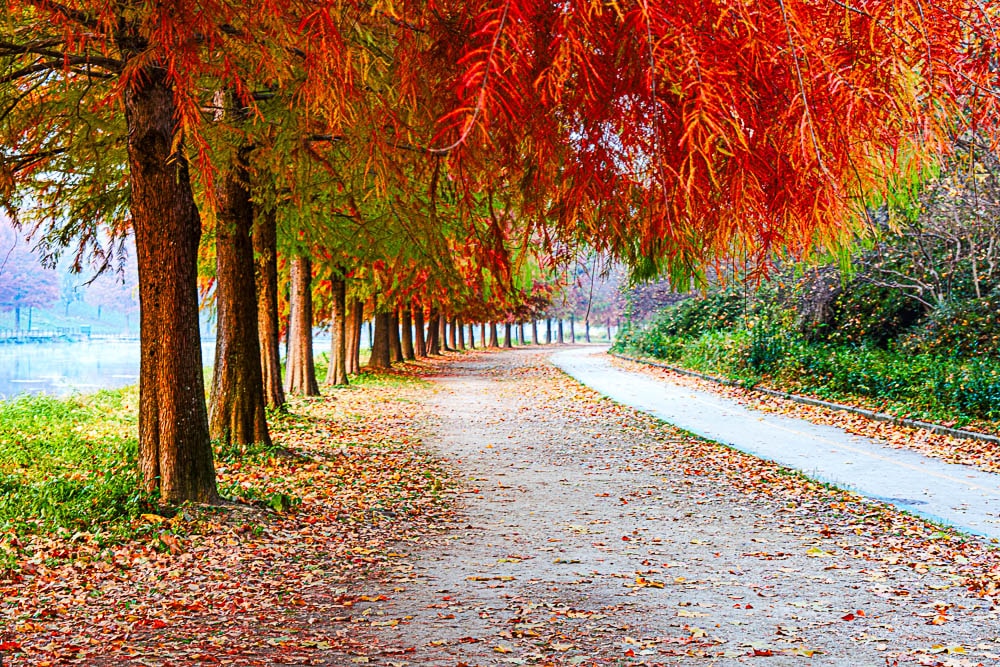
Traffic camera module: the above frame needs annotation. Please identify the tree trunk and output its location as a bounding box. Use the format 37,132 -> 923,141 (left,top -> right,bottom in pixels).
518,322 -> 526,346
369,310 -> 392,369
209,136 -> 271,450
413,305 -> 427,357
440,316 -> 450,351
389,310 -> 404,363
467,322 -> 475,349
531,320 -> 539,346
489,322 -> 499,347
607,319 -> 612,341
286,255 -> 319,395
401,306 -> 415,360
569,316 -> 576,343
448,318 -> 458,350
457,319 -> 465,350
123,61 -> 217,503
324,274 -> 349,386
585,318 -> 591,342
253,206 -> 285,409
480,323 -> 486,347
13,306 -> 19,331
558,319 -> 565,344
546,318 -> 552,344
346,298 -> 363,374
427,311 -> 441,355
503,322 -> 513,348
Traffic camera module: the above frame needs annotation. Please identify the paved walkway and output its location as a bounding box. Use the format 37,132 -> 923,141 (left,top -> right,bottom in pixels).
552,347 -> 1000,540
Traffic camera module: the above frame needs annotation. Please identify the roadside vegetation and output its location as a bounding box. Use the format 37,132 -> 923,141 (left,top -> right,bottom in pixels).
616,155 -> 1000,431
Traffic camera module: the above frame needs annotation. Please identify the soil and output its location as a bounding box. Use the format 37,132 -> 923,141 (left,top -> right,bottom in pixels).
340,349 -> 1000,666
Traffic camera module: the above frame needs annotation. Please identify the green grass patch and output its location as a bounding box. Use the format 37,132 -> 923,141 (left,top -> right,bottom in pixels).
0,388 -> 154,540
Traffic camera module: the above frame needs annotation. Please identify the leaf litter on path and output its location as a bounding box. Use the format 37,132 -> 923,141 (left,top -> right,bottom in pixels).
4,350 -> 1000,666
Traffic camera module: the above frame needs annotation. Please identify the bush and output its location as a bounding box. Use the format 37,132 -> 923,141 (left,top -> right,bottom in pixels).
901,293 -> 1000,357
824,281 -> 924,348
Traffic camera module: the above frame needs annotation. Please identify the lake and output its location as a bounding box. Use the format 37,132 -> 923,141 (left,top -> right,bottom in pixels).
0,335 -> 349,400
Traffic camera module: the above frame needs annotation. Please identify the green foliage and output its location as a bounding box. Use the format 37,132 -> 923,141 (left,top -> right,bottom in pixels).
0,389 -> 154,539
900,293 -> 1000,357
619,282 -> 1000,423
824,281 -> 924,348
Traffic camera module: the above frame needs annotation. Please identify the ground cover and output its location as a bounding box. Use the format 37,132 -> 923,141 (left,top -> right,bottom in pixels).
3,348 -> 1000,666
0,366 -> 452,665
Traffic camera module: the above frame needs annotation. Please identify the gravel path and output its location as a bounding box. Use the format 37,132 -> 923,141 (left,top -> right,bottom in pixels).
355,349 -> 1000,666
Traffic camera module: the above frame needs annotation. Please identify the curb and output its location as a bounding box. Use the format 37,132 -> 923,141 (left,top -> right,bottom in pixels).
609,351 -> 1000,447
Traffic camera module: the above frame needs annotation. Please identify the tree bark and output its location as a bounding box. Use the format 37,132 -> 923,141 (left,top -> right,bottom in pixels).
546,318 -> 553,344
401,305 -> 415,360
569,316 -> 576,343
531,320 -> 539,346
286,255 -> 319,396
468,322 -> 476,349
413,305 -> 427,357
503,322 -> 513,348
369,310 -> 392,368
440,316 -> 450,351
558,319 -> 565,343
324,274 -> 349,386
489,322 -> 499,348
122,58 -> 217,503
457,319 -> 465,350
253,206 -> 285,409
389,310 -> 404,363
518,322 -> 526,346
209,133 -> 271,450
584,318 -> 591,342
427,310 -> 441,355
448,318 -> 458,350
346,298 -> 363,374
480,323 -> 487,347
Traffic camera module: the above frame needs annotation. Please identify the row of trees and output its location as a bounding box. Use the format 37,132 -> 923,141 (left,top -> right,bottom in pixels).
2,1 -> 997,502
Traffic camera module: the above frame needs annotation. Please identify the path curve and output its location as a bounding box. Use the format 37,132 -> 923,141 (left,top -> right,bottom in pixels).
552,347 -> 1000,540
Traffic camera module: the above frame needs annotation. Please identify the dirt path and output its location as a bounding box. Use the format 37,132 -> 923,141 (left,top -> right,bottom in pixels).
350,350 -> 1000,666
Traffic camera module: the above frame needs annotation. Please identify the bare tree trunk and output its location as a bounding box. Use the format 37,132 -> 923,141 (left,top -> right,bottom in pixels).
558,319 -> 565,344
369,310 -> 392,369
480,323 -> 486,346
439,316 -> 450,351
546,318 -> 553,344
413,305 -> 427,357
448,318 -> 458,350
585,318 -> 591,342
286,255 -> 319,396
569,316 -> 576,343
607,319 -> 612,341
489,322 -> 499,348
468,322 -> 476,349
518,322 -> 526,346
401,305 -> 415,360
346,298 -> 363,374
253,206 -> 285,409
389,310 -> 403,363
457,319 -> 465,349
210,131 -> 271,450
503,322 -> 513,348
324,274 -> 348,386
531,320 -> 539,346
427,310 -> 441,355
123,56 -> 217,503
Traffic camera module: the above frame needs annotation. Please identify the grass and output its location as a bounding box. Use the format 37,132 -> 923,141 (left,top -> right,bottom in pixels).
0,387 -> 153,541
617,329 -> 1000,429
0,358 -> 426,549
